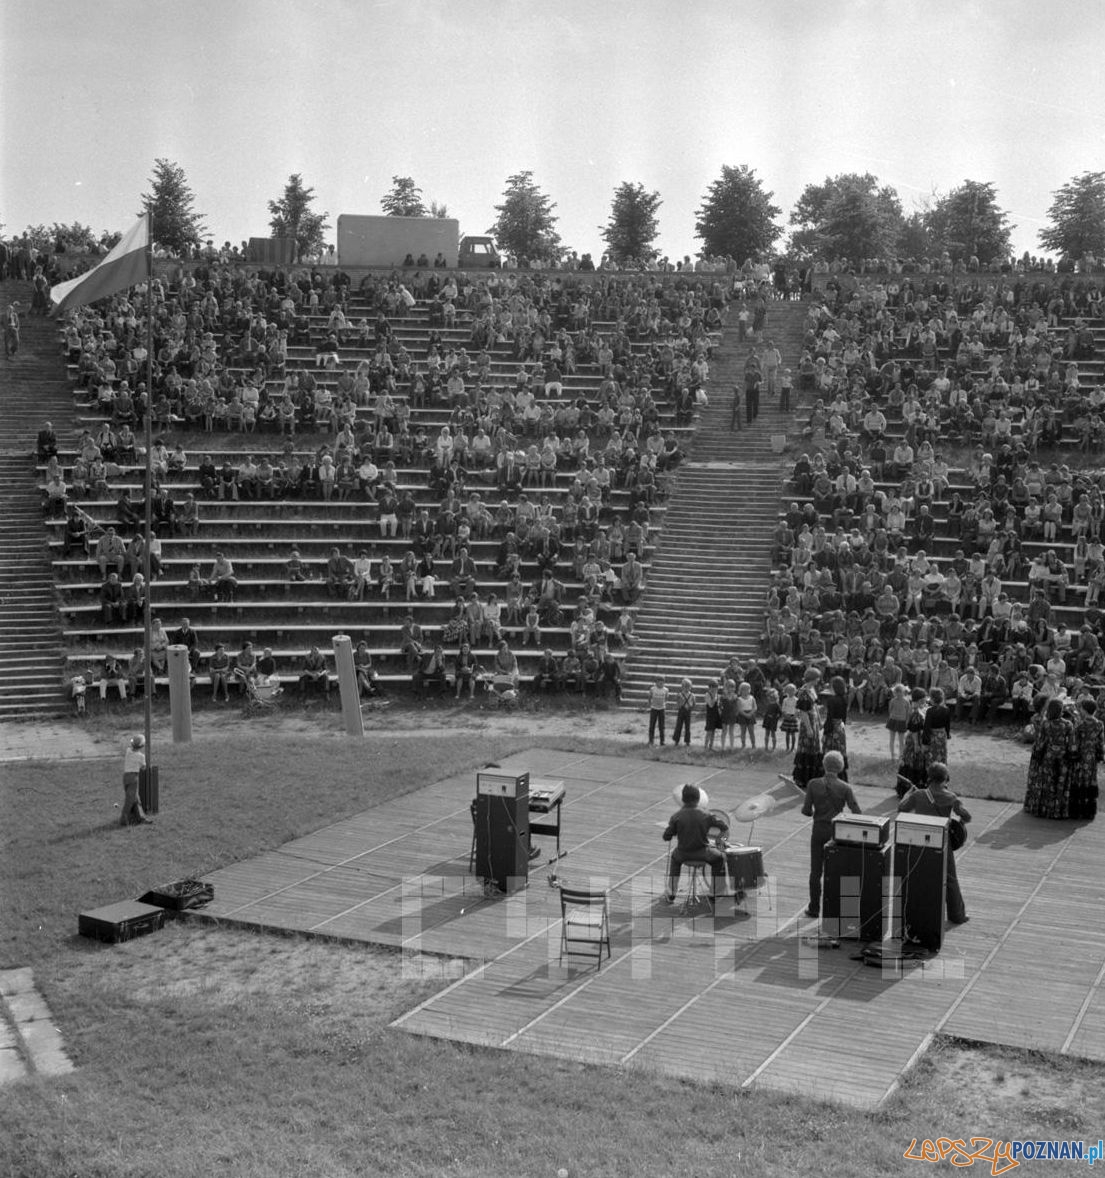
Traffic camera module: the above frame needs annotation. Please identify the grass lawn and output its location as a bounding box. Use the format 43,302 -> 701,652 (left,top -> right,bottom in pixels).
1,722 -> 1101,1177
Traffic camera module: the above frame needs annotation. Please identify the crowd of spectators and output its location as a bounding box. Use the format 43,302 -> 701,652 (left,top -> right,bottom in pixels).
50,261 -> 741,705
755,268 -> 1105,730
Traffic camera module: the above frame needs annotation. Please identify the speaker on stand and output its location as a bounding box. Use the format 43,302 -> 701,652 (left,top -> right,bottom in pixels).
891,813 -> 948,952
822,815 -> 891,941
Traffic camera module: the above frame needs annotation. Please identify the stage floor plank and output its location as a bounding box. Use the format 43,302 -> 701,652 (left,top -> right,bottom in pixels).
191,749 -> 1105,1108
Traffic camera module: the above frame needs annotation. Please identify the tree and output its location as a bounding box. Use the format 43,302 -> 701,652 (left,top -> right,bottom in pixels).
926,180 -> 1012,265
1039,171 -> 1105,261
429,200 -> 450,220
897,209 -> 934,261
488,171 -> 562,264
268,173 -> 330,259
788,173 -> 902,263
140,158 -> 206,256
601,182 -> 662,266
694,165 -> 781,262
381,176 -> 428,218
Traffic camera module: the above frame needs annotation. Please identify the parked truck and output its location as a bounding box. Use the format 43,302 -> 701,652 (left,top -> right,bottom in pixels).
336,214 -> 460,269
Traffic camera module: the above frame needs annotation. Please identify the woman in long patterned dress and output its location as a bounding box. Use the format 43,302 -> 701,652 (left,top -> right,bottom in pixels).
897,687 -> 929,796
922,687 -> 952,777
1067,697 -> 1102,821
1024,697 -> 1075,818
821,675 -> 850,780
792,676 -> 824,787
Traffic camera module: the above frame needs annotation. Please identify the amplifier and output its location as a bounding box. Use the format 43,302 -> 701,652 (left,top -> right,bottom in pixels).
477,771 -> 529,799
79,900 -> 164,944
895,814 -> 948,847
833,815 -> 890,845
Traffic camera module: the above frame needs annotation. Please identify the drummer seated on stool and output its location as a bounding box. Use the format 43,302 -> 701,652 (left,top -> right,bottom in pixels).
662,784 -> 727,908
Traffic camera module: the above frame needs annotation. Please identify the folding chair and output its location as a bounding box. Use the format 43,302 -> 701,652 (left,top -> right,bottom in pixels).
558,884 -> 611,970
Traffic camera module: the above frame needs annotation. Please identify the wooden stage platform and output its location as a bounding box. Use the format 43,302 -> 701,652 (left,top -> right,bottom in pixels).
193,749 -> 1105,1108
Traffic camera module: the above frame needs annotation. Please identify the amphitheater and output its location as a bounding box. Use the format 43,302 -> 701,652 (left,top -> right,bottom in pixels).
3,257 -> 1105,1175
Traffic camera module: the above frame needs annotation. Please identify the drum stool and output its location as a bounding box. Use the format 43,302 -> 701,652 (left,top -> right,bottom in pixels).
679,862 -> 712,913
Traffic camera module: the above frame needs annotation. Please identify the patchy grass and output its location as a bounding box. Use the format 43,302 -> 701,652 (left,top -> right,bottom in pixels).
1,729 -> 1100,1177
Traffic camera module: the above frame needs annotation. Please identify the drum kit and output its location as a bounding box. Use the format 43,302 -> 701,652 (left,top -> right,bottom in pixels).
663,788 -> 767,907
660,774 -> 810,909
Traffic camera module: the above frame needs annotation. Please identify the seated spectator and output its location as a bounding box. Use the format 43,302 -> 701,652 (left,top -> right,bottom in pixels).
354,641 -> 382,697
100,573 -> 124,626
208,643 -> 232,702
414,643 -> 448,693
149,617 -> 170,676
232,641 -> 258,691
62,506 -> 90,556
299,646 -> 331,695
210,551 -> 238,602
96,527 -> 127,577
170,616 -> 202,672
98,653 -> 128,701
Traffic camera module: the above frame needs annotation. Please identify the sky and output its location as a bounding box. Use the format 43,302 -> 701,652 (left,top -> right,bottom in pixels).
2,0 -> 1103,261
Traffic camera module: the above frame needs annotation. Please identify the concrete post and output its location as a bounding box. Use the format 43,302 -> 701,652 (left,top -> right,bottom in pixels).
167,644 -> 193,743
332,634 -> 364,738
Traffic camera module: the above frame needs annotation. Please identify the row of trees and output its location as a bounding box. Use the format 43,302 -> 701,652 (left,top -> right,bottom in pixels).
24,160 -> 1105,268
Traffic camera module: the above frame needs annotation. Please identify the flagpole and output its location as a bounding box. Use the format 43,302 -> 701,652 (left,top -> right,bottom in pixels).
142,211 -> 154,783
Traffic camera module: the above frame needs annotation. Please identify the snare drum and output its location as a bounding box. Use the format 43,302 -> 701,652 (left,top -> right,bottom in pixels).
725,846 -> 764,891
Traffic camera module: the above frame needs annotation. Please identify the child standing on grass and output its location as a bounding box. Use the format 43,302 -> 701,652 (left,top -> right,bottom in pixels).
648,676 -> 669,746
703,680 -> 721,751
735,682 -> 758,749
719,679 -> 739,750
761,687 -> 781,751
780,683 -> 799,753
887,682 -> 910,761
672,677 -> 696,746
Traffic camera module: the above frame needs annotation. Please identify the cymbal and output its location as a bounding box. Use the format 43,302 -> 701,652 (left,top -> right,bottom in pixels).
671,784 -> 710,809
734,794 -> 776,823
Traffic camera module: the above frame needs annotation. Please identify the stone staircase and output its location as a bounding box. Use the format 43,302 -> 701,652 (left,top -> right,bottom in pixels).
620,301 -> 809,707
0,282 -> 75,719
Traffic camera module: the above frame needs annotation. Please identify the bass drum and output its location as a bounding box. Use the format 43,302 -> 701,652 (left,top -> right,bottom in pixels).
724,846 -> 765,892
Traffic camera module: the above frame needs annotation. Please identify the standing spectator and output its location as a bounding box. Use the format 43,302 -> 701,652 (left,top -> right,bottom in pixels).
672,678 -> 696,747
735,682 -> 758,749
886,683 -> 910,762
729,384 -> 743,432
4,300 -> 20,359
762,339 -> 781,396
745,355 -> 762,424
647,676 -> 669,746
761,687 -> 781,751
703,681 -> 721,751
780,683 -> 799,753
119,734 -> 152,826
